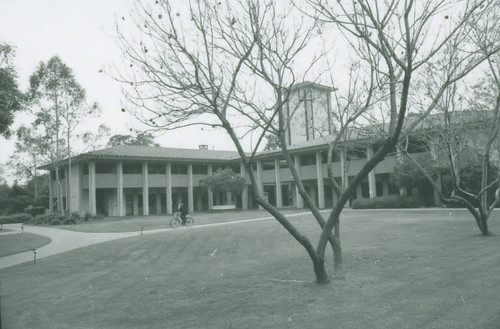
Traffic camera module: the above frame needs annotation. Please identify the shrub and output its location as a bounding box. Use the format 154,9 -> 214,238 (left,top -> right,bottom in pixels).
0,213 -> 32,224
50,219 -> 62,226
25,206 -> 46,217
351,196 -> 425,209
30,213 -> 65,225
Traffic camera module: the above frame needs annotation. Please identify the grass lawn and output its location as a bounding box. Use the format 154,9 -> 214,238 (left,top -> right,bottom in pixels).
1,209 -> 500,328
0,233 -> 51,257
56,208 -> 305,233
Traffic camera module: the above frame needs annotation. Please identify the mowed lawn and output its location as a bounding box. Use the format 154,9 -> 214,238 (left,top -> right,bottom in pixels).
0,232 -> 51,257
56,208 -> 306,233
1,209 -> 500,329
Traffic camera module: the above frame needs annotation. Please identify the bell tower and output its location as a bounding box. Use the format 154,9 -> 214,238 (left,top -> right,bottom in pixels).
285,82 -> 334,146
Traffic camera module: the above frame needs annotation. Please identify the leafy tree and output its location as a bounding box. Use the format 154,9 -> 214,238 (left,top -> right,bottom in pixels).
263,134 -> 280,151
26,56 -> 96,214
0,43 -> 22,138
200,169 -> 246,196
8,126 -> 48,200
107,132 -> 159,147
391,152 -> 438,191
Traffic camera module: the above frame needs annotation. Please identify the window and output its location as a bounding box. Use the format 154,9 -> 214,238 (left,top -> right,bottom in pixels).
149,163 -> 165,174
192,164 -> 208,175
262,161 -> 275,171
123,163 -> 142,174
299,153 -> 316,166
82,164 -> 89,175
96,162 -> 116,174
171,164 -> 187,174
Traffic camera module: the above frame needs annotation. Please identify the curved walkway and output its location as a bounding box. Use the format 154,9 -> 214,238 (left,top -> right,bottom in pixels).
0,224 -> 139,269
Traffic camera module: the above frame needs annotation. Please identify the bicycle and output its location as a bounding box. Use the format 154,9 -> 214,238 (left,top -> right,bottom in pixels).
170,212 -> 194,228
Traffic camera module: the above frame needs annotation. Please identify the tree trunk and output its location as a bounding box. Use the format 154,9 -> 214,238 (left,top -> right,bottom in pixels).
313,257 -> 330,284
332,221 -> 344,280
479,215 -> 490,236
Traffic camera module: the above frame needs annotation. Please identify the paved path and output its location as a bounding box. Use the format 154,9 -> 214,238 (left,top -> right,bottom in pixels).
0,208 -> 463,270
0,224 -> 140,269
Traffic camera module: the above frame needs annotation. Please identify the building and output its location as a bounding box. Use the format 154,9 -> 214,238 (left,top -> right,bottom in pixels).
41,82 -> 441,217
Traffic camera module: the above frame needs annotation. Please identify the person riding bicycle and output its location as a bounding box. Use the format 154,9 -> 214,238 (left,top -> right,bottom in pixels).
178,201 -> 188,225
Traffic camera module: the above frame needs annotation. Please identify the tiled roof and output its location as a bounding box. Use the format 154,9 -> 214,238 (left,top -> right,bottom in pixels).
80,145 -> 240,161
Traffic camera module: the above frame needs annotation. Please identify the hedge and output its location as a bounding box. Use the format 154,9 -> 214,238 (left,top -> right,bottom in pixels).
0,213 -> 32,224
351,196 -> 425,209
24,206 -> 46,217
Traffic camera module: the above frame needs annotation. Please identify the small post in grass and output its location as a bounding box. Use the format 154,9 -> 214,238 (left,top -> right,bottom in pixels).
21,224 -> 24,234
141,226 -> 144,235
33,249 -> 37,264
0,223 -> 3,232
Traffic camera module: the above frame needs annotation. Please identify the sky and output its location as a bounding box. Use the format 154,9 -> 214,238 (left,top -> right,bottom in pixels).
0,0 -> 240,182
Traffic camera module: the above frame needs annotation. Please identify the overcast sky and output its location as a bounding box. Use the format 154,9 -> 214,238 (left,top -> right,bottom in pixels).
0,0 -> 240,181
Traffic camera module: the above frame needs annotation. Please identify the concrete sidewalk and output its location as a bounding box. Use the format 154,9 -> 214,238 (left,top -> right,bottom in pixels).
0,224 -> 140,269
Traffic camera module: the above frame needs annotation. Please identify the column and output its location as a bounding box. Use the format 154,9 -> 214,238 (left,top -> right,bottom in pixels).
48,170 -> 53,213
294,155 -> 303,209
367,145 -> 377,198
275,158 -> 283,208
166,163 -> 172,214
89,161 -> 96,216
256,160 -> 264,209
187,164 -> 194,213
117,162 -> 124,217
208,164 -> 214,210
226,191 -> 232,205
65,167 -> 69,212
316,151 -> 325,208
240,162 -> 248,210
142,162 -> 149,216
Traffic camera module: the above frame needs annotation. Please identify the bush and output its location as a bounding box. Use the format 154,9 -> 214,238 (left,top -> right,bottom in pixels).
30,213 -> 64,225
25,206 -> 46,217
50,219 -> 62,226
0,213 -> 32,224
352,196 -> 425,209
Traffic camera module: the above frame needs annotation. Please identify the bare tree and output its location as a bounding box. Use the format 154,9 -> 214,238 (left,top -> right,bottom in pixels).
400,20 -> 500,235
305,0 -> 500,278
116,0 -> 498,283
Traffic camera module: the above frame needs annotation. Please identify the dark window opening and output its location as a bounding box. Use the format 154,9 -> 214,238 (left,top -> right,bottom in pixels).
149,163 -> 165,174
299,153 -> 316,166
171,164 -> 187,174
193,164 -> 208,175
96,162 -> 116,174
123,163 -> 142,174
